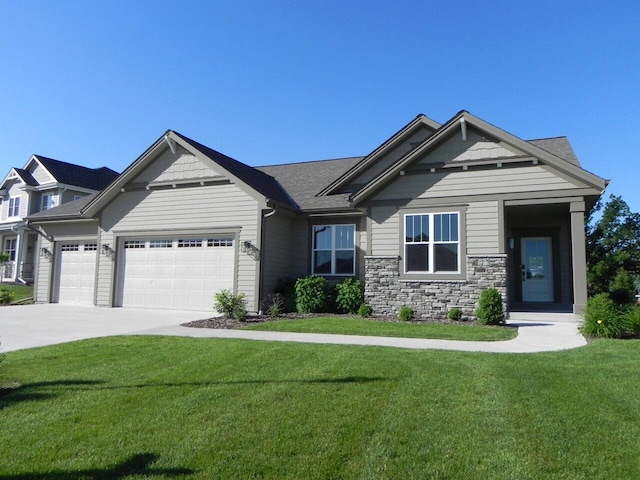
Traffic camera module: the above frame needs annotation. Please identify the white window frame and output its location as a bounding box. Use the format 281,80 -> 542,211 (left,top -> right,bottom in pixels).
41,193 -> 56,211
4,238 -> 17,261
312,224 -> 356,276
404,212 -> 460,274
8,197 -> 20,218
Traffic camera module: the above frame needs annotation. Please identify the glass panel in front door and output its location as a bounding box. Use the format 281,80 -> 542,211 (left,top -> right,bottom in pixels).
521,237 -> 553,302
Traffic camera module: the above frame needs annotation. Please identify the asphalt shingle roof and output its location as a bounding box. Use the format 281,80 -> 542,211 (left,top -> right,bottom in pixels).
173,132 -> 298,209
35,155 -> 120,190
527,137 -> 581,166
13,168 -> 38,186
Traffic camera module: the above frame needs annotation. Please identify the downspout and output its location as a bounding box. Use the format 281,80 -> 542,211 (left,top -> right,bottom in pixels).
257,204 -> 277,314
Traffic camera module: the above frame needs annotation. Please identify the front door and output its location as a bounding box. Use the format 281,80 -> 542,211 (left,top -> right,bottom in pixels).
521,237 -> 553,302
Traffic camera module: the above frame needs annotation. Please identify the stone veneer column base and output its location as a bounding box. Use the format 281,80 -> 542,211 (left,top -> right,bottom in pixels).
364,255 -> 507,320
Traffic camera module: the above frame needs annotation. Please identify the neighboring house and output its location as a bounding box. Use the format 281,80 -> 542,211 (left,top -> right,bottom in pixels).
0,156 -> 119,283
27,111 -> 607,316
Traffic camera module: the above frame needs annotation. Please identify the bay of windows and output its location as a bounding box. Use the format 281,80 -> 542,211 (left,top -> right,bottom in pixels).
312,224 -> 355,275
405,212 -> 459,273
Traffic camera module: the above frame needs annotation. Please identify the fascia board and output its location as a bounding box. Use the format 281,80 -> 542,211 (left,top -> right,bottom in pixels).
81,131 -> 172,217
351,112 -> 607,205
0,168 -> 20,189
318,114 -> 441,196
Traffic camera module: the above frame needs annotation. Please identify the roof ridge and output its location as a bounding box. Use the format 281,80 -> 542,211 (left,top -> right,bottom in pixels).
256,156 -> 365,169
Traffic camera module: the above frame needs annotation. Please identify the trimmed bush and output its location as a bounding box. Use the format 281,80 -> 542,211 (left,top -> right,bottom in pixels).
398,306 -> 414,322
358,303 -> 373,318
475,288 -> 505,325
214,290 -> 247,321
447,307 -> 463,321
0,288 -> 14,306
295,275 -> 329,313
581,293 -> 626,338
610,269 -> 638,306
335,278 -> 364,314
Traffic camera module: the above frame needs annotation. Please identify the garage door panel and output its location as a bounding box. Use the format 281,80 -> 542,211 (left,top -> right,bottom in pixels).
118,237 -> 235,311
57,242 -> 97,305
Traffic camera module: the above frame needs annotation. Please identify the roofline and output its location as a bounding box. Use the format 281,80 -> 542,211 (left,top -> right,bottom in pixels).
317,114 -> 441,196
350,111 -> 608,205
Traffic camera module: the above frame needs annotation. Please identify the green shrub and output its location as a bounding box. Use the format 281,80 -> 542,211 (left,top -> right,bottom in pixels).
610,269 -> 638,306
475,288 -> 505,325
581,293 -> 626,338
273,277 -> 297,312
214,290 -> 247,321
335,278 -> 364,314
0,252 -> 9,263
447,307 -> 463,321
0,288 -> 14,305
625,307 -> 640,337
262,293 -> 285,318
358,303 -> 373,318
398,306 -> 414,322
295,275 -> 329,313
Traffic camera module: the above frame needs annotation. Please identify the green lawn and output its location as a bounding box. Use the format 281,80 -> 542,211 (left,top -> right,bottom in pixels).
0,283 -> 33,303
1,336 -> 639,479
243,316 -> 517,341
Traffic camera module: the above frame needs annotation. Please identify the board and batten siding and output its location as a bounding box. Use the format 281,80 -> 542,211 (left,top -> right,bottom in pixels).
97,183 -> 260,309
374,165 -> 583,201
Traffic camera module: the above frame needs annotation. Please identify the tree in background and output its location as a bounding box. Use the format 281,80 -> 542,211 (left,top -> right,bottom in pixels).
586,195 -> 640,298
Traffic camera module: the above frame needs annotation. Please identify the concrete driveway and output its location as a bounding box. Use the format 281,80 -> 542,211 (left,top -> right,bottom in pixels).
0,304 -> 587,354
0,304 -> 212,352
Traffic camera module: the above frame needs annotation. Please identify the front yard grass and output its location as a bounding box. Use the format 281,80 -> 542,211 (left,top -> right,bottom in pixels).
243,316 -> 517,341
1,336 -> 639,479
0,283 -> 33,303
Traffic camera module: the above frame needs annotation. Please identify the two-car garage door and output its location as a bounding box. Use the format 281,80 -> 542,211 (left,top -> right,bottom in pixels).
116,236 -> 235,311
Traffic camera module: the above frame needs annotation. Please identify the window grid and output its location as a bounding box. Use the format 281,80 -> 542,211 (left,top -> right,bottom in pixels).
124,240 -> 146,249
149,240 -> 173,248
404,213 -> 460,274
8,197 -> 20,217
207,238 -> 233,247
177,239 -> 202,248
84,243 -> 98,251
61,244 -> 80,252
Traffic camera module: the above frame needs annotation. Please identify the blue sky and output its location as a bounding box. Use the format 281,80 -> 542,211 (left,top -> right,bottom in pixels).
1,1 -> 638,214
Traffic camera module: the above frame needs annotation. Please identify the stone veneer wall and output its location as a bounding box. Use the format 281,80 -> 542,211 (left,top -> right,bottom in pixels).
364,255 -> 507,319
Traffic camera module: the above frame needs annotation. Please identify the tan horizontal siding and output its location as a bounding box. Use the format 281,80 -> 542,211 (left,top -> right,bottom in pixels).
466,201 -> 499,255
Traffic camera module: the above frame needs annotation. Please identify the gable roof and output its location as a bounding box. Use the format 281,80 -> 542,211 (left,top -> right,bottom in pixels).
27,194 -> 96,221
12,168 -> 38,186
33,155 -> 120,191
349,110 -> 607,205
318,114 -> 441,196
172,132 -> 297,210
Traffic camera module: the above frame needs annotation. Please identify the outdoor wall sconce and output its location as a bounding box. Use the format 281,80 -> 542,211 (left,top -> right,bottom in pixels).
40,247 -> 52,260
101,244 -> 116,259
240,240 -> 259,260
508,238 -> 515,250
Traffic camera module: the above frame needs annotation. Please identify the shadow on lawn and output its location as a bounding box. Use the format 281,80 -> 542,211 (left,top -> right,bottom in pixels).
0,453 -> 194,479
0,379 -> 105,410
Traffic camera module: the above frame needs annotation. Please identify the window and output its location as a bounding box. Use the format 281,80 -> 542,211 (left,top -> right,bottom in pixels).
41,193 -> 56,211
61,244 -> 79,252
8,197 -> 20,217
207,238 -> 233,247
312,224 -> 355,275
177,239 -> 202,248
73,195 -> 83,201
405,213 -> 459,273
124,240 -> 146,249
84,243 -> 97,251
4,239 -> 16,261
149,240 -> 173,248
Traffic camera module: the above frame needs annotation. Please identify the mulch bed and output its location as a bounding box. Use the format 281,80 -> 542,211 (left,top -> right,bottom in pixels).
183,312 -> 471,330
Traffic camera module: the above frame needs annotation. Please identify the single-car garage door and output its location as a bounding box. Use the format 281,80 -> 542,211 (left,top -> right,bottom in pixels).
116,237 -> 235,311
56,241 -> 97,304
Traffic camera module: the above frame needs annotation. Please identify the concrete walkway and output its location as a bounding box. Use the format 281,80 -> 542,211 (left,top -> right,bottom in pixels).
0,304 -> 586,354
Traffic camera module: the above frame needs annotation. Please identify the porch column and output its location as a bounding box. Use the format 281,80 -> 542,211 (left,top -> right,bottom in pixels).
570,201 -> 587,315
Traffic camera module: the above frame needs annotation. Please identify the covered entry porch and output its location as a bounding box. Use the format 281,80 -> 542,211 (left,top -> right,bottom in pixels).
504,199 -> 588,315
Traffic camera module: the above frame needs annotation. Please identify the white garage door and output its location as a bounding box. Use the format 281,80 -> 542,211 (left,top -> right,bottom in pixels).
57,242 -> 97,304
117,237 -> 235,311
